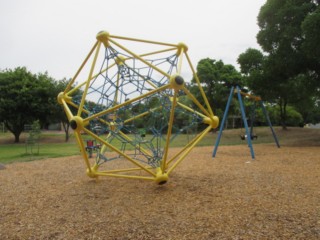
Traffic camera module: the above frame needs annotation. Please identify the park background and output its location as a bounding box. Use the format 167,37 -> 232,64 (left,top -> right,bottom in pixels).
0,0 -> 320,239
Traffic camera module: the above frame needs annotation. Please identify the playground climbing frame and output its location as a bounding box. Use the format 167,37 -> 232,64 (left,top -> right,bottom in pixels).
58,31 -> 219,184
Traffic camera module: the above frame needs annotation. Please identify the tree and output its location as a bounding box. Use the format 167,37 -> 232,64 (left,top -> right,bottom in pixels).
237,48 -> 271,98
237,48 -> 264,75
192,58 -> 243,119
0,67 -> 55,142
301,4 -> 320,89
302,4 -> 320,61
238,0 -> 320,129
49,78 -> 73,141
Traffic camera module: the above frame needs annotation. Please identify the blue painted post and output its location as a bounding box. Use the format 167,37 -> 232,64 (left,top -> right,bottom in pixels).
236,86 -> 255,159
212,86 -> 234,158
260,101 -> 280,148
250,102 -> 256,137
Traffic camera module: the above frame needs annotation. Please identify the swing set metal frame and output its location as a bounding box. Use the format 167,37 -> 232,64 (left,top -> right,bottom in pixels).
212,85 -> 280,159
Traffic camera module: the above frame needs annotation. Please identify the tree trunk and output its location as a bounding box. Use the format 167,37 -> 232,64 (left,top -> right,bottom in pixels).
14,132 -> 20,143
279,98 -> 288,130
4,121 -> 22,143
62,122 -> 70,142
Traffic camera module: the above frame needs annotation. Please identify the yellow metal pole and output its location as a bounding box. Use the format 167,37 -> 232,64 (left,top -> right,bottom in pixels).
61,99 -> 74,121
166,128 -> 205,166
114,72 -> 121,105
67,61 -> 117,97
185,52 -> 214,116
67,101 -> 114,129
70,47 -> 175,95
66,96 -> 154,158
94,172 -> 155,181
110,34 -> 178,48
77,42 -> 102,116
177,101 -> 207,118
89,61 -> 116,82
98,166 -> 153,174
177,54 -> 184,75
167,125 -> 212,175
123,105 -> 162,124
176,44 -> 187,75
64,41 -> 99,94
62,100 -> 114,133
84,84 -> 169,123
66,80 -> 87,96
74,131 -> 92,171
109,47 -> 177,91
83,128 -> 156,177
123,111 -> 150,124
96,132 -> 113,162
139,47 -> 178,58
182,86 -> 211,117
108,38 -> 170,79
161,91 -> 178,172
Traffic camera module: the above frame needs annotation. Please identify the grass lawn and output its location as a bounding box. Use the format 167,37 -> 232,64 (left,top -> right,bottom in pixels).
0,126 -> 319,164
0,142 -> 80,164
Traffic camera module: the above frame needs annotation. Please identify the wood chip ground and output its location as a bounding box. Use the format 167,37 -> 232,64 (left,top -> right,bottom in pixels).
1,144 -> 319,239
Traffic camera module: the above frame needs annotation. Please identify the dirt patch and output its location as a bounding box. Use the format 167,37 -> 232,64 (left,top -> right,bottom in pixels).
0,145 -> 319,239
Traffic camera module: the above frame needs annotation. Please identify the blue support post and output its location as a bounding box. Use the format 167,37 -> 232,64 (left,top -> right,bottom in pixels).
212,86 -> 234,158
259,101 -> 280,148
236,86 -> 255,159
249,102 -> 256,137
213,85 -> 279,160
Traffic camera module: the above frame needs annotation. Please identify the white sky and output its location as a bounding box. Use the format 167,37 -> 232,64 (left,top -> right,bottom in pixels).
0,0 -> 266,81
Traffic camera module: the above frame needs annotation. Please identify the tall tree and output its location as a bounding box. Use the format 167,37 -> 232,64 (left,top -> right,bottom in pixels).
238,0 -> 319,129
301,3 -> 320,86
0,67 -> 55,142
49,78 -> 73,141
237,48 -> 271,97
192,58 -> 243,118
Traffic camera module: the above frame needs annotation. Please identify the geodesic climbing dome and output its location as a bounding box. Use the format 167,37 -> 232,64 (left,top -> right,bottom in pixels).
58,31 -> 219,184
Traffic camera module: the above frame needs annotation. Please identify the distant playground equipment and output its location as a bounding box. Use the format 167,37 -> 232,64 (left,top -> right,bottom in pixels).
213,85 -> 280,159
25,121 -> 41,156
58,31 -> 219,184
85,139 -> 101,158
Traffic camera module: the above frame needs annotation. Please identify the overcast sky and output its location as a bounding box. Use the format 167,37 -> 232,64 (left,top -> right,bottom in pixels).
0,0 -> 266,81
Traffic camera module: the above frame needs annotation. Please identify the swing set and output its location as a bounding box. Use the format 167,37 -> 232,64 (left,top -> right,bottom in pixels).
213,85 -> 280,159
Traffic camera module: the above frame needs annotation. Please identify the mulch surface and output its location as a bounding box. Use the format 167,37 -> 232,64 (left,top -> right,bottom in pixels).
1,144 -> 319,239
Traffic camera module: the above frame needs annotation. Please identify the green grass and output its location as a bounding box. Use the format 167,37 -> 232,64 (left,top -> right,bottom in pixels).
0,143 -> 80,164
1,127 -> 319,164
0,131 -> 215,164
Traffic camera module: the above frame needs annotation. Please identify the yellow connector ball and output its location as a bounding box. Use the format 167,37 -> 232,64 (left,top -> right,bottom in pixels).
86,164 -> 99,178
57,92 -> 64,105
212,116 -> 219,128
170,74 -> 185,90
203,116 -> 219,129
57,92 -> 72,105
176,42 -> 188,55
115,55 -> 126,65
70,116 -> 84,131
155,168 -> 168,185
96,31 -> 110,48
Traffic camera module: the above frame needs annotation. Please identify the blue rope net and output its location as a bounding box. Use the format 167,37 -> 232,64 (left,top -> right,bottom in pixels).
71,44 -> 202,169
58,32 -> 222,183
